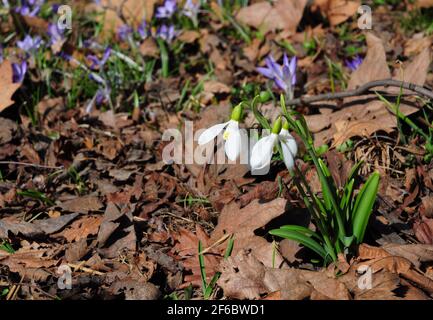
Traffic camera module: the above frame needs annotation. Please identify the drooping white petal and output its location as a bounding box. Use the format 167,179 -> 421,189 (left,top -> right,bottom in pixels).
279,129 -> 298,170
197,121 -> 229,145
224,120 -> 241,161
250,133 -> 278,171
279,129 -> 297,156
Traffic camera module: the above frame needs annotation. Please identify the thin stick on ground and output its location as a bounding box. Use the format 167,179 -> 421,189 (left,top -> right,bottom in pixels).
285,79 -> 433,107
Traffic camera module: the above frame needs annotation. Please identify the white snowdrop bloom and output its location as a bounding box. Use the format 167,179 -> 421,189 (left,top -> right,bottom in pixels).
197,105 -> 243,161
279,128 -> 298,170
250,119 -> 297,173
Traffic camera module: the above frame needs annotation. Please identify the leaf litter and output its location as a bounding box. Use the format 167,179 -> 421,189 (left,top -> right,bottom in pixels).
0,0 -> 433,301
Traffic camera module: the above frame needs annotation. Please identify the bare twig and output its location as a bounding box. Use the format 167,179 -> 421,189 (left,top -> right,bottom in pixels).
285,79 -> 433,107
0,161 -> 63,170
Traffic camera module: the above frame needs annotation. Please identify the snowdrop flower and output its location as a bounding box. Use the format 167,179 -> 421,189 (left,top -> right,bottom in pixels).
17,35 -> 42,55
345,55 -> 363,71
257,54 -> 297,97
250,118 -> 297,173
155,0 -> 177,19
198,104 -> 244,161
12,61 -> 27,83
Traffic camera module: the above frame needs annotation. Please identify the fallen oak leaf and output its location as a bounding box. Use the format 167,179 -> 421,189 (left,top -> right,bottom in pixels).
211,198 -> 288,267
217,250 -> 351,300
235,0 -> 307,34
172,225 -> 221,287
312,0 -> 361,26
0,213 -> 79,238
58,195 -> 103,214
0,60 -> 22,112
61,215 -> 104,242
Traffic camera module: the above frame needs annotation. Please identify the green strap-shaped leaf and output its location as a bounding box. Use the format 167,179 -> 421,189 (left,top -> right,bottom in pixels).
352,172 -> 380,243
279,225 -> 324,242
269,229 -> 327,259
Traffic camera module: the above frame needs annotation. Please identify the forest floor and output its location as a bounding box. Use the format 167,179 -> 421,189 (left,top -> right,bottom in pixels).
1,0 -> 433,300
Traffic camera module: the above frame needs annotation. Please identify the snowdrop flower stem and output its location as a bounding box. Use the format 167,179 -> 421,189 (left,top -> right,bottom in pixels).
279,94 -> 347,241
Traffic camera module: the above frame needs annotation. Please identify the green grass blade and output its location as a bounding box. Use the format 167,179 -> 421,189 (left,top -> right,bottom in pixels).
156,38 -> 169,78
198,240 -> 208,295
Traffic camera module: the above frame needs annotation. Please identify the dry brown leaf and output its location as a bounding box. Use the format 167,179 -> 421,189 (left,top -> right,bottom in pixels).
98,0 -> 156,37
404,36 -> 432,56
178,30 -> 200,43
313,0 -> 361,26
0,60 -> 21,112
59,195 -> 103,214
97,203 -> 137,258
0,213 -> 79,238
218,250 -> 351,300
414,218 -> 433,244
211,198 -> 287,267
381,243 -> 433,269
415,0 -> 433,8
0,118 -> 18,144
236,0 -> 307,34
172,225 -> 221,287
139,38 -> 159,57
62,216 -> 103,243
203,80 -> 231,94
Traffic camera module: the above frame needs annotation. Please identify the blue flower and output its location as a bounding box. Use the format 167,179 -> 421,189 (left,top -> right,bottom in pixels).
155,0 -> 177,19
182,0 -> 200,22
17,35 -> 42,54
12,61 -> 27,83
87,47 -> 111,70
15,0 -> 44,17
156,24 -> 178,44
257,54 -> 297,95
117,24 -> 133,41
47,23 -> 64,45
345,55 -> 363,71
137,19 -> 148,40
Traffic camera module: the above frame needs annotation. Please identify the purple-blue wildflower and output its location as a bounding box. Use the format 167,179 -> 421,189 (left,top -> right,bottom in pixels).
17,35 -> 42,54
117,24 -> 133,41
0,45 -> 3,64
182,0 -> 200,22
12,61 -> 27,83
15,0 -> 44,17
137,20 -> 148,40
345,55 -> 363,71
155,0 -> 177,19
157,24 -> 177,44
47,23 -> 64,45
87,47 -> 111,70
257,54 -> 297,94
